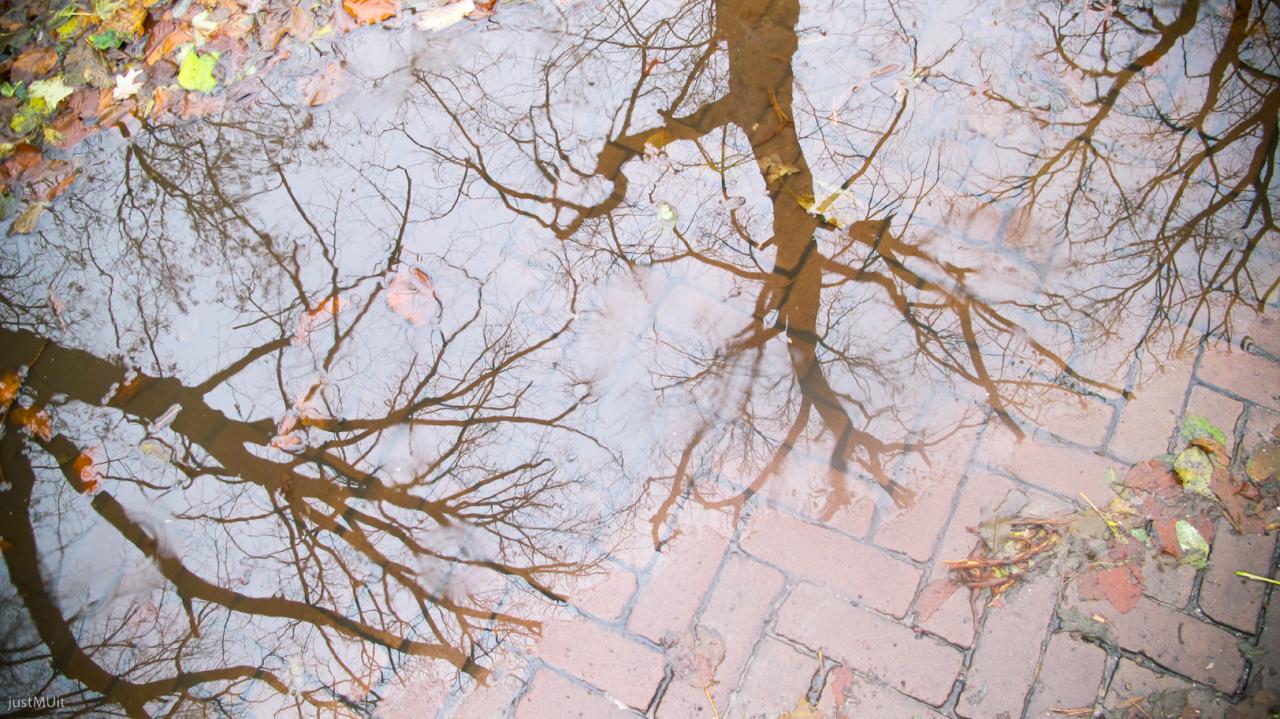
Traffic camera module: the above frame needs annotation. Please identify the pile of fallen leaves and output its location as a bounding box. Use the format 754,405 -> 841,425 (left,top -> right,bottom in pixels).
0,0 -> 496,235
921,415 -> 1280,620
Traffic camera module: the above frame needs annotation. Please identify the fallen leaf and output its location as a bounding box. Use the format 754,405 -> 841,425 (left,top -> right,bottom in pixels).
1188,436 -> 1230,466
1123,460 -> 1181,497
417,0 -> 473,30
113,67 -> 144,100
386,266 -> 441,326
1179,414 -> 1227,446
669,626 -> 725,688
28,76 -> 74,111
8,201 -> 49,236
145,27 -> 192,65
72,449 -> 102,493
827,665 -> 856,719
0,370 -> 21,414
1078,564 -> 1143,613
300,63 -> 350,106
177,51 -> 220,94
286,5 -> 316,40
1173,447 -> 1214,498
11,47 -> 59,82
1174,519 -> 1209,568
1246,444 -> 1280,483
11,405 -> 52,441
344,0 -> 400,25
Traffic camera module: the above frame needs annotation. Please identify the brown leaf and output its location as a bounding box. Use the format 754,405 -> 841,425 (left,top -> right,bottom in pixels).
7,201 -> 49,236
1123,460 -> 1181,498
1246,444 -> 1280,483
343,0 -> 400,24
1189,437 -> 1230,466
146,27 -> 192,65
10,47 -> 59,82
913,577 -> 960,623
300,63 -> 350,107
1078,564 -> 1143,613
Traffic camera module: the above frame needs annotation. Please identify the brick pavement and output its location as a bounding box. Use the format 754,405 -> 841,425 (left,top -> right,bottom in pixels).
433,333 -> 1280,718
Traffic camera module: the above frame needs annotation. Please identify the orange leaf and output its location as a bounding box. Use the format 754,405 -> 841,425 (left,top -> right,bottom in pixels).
0,370 -> 20,414
343,0 -> 399,25
72,449 -> 102,493
11,406 -> 52,441
10,47 -> 59,82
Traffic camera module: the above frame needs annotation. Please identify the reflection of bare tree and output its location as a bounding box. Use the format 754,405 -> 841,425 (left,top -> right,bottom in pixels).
977,0 -> 1278,345
0,111 -> 606,715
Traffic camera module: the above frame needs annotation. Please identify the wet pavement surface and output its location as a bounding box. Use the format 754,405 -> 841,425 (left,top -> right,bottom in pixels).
1,0 -> 1278,716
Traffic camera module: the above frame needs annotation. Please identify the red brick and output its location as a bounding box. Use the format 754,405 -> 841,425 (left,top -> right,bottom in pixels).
1185,386 -> 1244,453
742,508 -> 921,618
775,583 -> 964,707
1198,348 -> 1280,410
628,526 -> 728,641
1255,591 -> 1280,693
515,670 -> 638,718
1200,521 -> 1275,633
1024,632 -> 1107,718
654,554 -> 784,718
816,670 -> 946,719
1241,404 -> 1280,457
758,458 -> 877,537
1104,660 -> 1230,718
956,574 -> 1061,718
727,636 -> 818,716
1141,551 -> 1196,607
980,427 -> 1117,501
1110,356 -> 1195,462
450,673 -> 525,719
536,619 -> 665,710
1064,582 -> 1245,692
874,426 -> 977,562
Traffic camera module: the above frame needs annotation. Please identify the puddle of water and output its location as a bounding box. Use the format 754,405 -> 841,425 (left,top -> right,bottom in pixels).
1,0 -> 1276,714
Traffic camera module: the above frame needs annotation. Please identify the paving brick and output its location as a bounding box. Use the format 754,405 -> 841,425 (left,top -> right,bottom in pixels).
816,668 -> 946,719
565,564 -> 636,621
1110,356 -> 1195,463
1254,590 -> 1280,693
956,574 -> 1061,718
1198,348 -> 1280,410
1200,520 -> 1275,633
654,554 -> 784,718
1240,312 -> 1280,359
874,426 -> 978,562
1064,582 -> 1245,692
1021,387 -> 1115,447
515,670 -> 638,718
536,619 -> 665,710
1024,632 -> 1107,718
450,673 -> 525,719
1185,386 -> 1244,454
1241,404 -> 1280,457
915,472 -> 1065,647
727,635 -> 818,716
1141,551 -> 1197,608
628,525 -> 729,641
742,508 -> 921,618
775,583 -> 964,707
1103,659 -> 1230,719
979,426 -> 1117,501
758,458 -> 877,538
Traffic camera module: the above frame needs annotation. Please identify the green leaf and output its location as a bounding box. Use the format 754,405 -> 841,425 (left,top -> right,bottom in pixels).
177,51 -> 220,94
88,29 -> 124,50
0,81 -> 22,98
1173,447 -> 1214,497
1179,414 -> 1227,446
1174,519 -> 1210,569
1129,527 -> 1149,542
27,76 -> 73,111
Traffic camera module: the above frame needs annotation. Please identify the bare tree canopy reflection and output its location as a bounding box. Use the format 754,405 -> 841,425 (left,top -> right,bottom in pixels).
0,0 -> 1275,714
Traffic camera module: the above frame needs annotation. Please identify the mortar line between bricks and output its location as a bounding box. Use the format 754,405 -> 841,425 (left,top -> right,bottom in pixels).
1015,580 -> 1069,719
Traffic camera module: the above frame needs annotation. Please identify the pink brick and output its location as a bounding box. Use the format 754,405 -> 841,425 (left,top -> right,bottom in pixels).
536,619 -> 665,710
1140,551 -> 1196,607
565,564 -> 636,621
1242,405 -> 1280,457
1198,348 -> 1280,410
816,670 -> 946,719
874,426 -> 977,562
1110,356 -> 1195,462
1020,387 -> 1114,447
776,583 -> 963,707
1103,660 -> 1231,718
516,670 -> 637,718
956,574 -> 1061,718
450,674 -> 525,719
742,508 -> 921,618
1200,520 -> 1275,633
1024,632 -> 1106,718
980,427 -> 1117,501
1185,386 -> 1244,453
1065,583 -> 1245,692
727,636 -> 818,716
757,458 -> 877,537
654,554 -> 783,718
628,526 -> 728,641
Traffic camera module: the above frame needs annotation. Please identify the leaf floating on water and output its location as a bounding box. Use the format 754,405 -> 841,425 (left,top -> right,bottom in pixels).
866,62 -> 903,78
386,266 -> 441,326
416,0 -> 473,31
72,449 -> 102,493
113,67 -> 144,101
0,370 -> 21,414
177,51 -> 220,94
28,76 -> 74,112
7,201 -> 48,236
1174,519 -> 1209,568
1246,444 -> 1280,483
345,0 -> 401,25
148,403 -> 181,432
300,63 -> 351,107
12,405 -> 52,441
10,48 -> 59,82
1173,447 -> 1215,498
